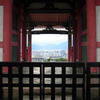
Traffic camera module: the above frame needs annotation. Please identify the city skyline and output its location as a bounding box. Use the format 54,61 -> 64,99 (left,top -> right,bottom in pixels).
32,50 -> 67,57
32,50 -> 68,62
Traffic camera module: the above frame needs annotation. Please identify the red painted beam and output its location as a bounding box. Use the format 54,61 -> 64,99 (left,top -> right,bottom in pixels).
82,30 -> 87,35
0,42 -> 3,47
96,42 -> 100,47
96,0 -> 100,5
81,42 -> 88,46
12,42 -> 18,46
86,0 -> 96,62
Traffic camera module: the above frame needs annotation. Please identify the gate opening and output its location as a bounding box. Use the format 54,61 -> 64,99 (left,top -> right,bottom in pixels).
31,27 -> 69,62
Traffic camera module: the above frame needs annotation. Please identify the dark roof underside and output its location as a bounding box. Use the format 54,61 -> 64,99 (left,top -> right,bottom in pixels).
13,0 -> 85,27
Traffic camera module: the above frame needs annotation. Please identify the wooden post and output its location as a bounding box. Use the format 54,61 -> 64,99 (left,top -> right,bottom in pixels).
3,0 -> 13,61
28,28 -> 32,62
86,0 -> 96,62
68,27 -> 72,62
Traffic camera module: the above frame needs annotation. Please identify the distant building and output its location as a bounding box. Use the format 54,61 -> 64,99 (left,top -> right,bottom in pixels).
32,50 -> 67,62
32,57 -> 45,62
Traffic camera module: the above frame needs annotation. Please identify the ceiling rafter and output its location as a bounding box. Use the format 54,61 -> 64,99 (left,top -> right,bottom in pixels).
25,9 -> 73,14
24,0 -> 74,8
28,22 -> 69,28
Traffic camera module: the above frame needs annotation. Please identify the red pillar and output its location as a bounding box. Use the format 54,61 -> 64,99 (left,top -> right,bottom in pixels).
72,17 -> 77,61
22,21 -> 27,61
3,0 -> 12,61
18,18 -> 21,61
68,32 -> 72,61
86,0 -> 96,62
77,12 -> 82,61
28,29 -> 32,62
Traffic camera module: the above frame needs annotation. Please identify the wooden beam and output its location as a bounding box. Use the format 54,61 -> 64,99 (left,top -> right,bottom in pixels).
25,9 -> 73,14
31,30 -> 69,34
28,22 -> 68,28
25,0 -> 73,8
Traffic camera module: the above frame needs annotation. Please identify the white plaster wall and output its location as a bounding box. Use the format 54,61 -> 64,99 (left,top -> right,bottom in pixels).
96,6 -> 100,41
97,48 -> 100,62
0,6 -> 3,42
0,48 -> 3,61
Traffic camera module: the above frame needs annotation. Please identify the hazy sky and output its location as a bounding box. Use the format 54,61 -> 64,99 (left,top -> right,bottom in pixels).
32,34 -> 68,46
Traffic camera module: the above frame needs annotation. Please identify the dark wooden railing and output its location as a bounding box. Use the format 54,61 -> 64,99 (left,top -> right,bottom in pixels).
0,62 -> 100,100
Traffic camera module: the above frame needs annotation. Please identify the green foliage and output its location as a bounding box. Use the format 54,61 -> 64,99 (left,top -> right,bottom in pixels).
55,58 -> 68,62
47,57 -> 51,62
45,57 -> 68,62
